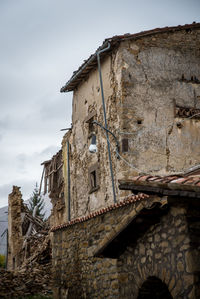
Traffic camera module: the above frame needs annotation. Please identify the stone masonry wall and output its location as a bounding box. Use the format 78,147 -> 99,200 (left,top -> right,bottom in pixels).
52,211 -> 119,299
186,204 -> 200,298
52,198 -> 198,298
117,204 -> 197,298
52,196 -> 151,298
7,186 -> 23,270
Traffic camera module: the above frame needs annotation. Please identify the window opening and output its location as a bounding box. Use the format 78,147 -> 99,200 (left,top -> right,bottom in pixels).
122,138 -> 129,152
90,170 -> 97,189
88,163 -> 99,193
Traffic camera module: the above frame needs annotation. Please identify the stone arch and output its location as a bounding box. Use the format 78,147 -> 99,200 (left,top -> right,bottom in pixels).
137,276 -> 173,299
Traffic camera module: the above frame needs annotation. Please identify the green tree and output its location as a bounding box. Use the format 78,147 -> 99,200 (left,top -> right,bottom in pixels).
28,183 -> 45,219
0,254 -> 6,268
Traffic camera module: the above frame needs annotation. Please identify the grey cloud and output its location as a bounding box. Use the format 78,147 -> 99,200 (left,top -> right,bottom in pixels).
41,146 -> 60,156
0,0 -> 199,208
0,179 -> 40,208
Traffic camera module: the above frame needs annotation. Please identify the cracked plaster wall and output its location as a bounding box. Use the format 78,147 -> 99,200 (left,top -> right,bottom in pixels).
63,28 -> 200,219
68,55 -> 121,219
117,29 -> 200,178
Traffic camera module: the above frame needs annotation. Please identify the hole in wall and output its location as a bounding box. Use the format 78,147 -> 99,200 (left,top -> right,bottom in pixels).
137,276 -> 173,299
176,122 -> 183,129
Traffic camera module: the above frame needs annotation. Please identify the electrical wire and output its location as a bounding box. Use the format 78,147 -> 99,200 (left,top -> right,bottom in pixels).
101,130 -> 143,172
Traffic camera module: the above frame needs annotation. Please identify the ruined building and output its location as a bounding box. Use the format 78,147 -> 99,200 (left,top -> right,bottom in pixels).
43,23 -> 200,298
1,186 -> 52,298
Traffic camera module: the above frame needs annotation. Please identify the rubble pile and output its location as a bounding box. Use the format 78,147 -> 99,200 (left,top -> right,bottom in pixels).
0,226 -> 52,298
0,264 -> 51,298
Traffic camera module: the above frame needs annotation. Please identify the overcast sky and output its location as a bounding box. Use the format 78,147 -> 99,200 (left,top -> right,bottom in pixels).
0,0 -> 199,208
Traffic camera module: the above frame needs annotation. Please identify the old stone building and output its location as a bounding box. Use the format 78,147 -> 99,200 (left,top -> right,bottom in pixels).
44,23 -> 200,298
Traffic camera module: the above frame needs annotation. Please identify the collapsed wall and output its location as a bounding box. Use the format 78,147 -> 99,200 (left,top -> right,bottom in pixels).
0,186 -> 53,298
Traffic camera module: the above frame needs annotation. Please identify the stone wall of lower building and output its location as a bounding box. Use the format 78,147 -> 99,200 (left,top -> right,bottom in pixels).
186,204 -> 200,298
52,212 -> 119,298
117,204 -> 196,298
52,198 -> 199,298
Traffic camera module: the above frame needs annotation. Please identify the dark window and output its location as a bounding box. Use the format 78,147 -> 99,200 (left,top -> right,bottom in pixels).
122,138 -> 129,152
90,171 -> 97,189
85,111 -> 97,135
88,163 -> 100,193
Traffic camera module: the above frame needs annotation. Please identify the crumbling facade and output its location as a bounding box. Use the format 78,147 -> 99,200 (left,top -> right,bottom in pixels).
43,23 -> 200,298
54,22 -> 200,221
7,186 -> 48,271
7,186 -> 24,270
3,186 -> 52,298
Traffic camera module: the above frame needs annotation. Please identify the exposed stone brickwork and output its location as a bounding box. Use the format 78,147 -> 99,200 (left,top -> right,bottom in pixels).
7,186 -> 24,270
52,196 -> 151,298
52,198 -> 199,298
117,205 -> 196,298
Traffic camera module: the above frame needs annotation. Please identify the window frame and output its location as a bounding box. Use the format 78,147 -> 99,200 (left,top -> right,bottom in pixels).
88,163 -> 100,193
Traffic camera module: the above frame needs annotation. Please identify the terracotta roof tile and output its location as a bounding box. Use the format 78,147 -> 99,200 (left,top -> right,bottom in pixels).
134,174 -> 200,186
51,193 -> 149,232
140,174 -> 200,186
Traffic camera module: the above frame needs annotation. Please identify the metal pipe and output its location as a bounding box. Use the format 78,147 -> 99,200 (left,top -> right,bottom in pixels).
67,141 -> 71,221
97,42 -> 117,203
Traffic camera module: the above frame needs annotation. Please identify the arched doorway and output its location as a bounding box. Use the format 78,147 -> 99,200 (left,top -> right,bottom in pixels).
137,276 -> 173,299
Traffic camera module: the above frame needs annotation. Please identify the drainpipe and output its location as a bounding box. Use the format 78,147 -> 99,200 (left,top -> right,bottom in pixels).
67,141 -> 71,221
97,42 -> 117,204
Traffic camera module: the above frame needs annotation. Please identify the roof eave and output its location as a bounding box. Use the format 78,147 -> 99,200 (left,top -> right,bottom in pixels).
60,22 -> 200,93
60,40 -> 113,93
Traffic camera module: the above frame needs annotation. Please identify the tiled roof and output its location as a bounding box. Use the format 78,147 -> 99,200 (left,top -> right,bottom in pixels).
61,22 -> 200,92
119,173 -> 200,197
51,193 -> 149,232
133,174 -> 200,186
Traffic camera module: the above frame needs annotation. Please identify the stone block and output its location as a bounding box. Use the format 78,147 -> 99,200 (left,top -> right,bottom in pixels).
177,260 -> 184,272
185,250 -> 200,273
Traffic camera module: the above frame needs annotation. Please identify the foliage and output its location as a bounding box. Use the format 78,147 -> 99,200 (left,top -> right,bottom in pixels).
0,254 -> 6,268
28,183 -> 45,219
